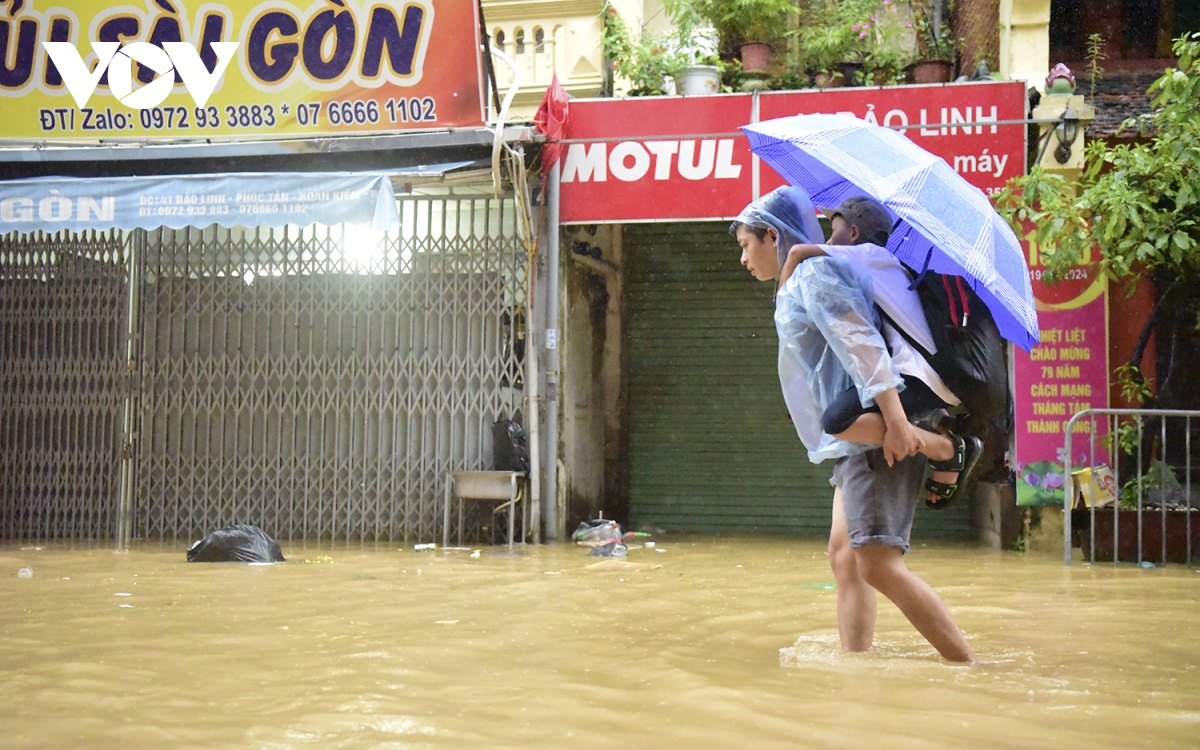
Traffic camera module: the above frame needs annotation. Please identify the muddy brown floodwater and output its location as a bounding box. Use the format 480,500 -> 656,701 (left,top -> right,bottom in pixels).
2,538 -> 1198,749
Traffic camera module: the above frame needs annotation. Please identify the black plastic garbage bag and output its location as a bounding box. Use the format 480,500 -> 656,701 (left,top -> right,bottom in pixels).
492,419 -> 530,473
186,524 -> 285,563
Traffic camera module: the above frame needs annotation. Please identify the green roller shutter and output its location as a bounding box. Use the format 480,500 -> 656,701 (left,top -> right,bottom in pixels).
622,221 -> 974,541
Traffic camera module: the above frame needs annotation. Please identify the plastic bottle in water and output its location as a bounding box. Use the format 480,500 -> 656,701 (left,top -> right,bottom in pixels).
17,568 -> 32,578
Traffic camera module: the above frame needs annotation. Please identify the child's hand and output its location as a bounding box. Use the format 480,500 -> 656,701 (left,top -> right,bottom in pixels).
778,244 -> 828,287
882,420 -> 926,466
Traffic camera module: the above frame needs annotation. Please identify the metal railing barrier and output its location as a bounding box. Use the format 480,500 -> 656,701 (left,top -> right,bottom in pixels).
1062,408 -> 1200,566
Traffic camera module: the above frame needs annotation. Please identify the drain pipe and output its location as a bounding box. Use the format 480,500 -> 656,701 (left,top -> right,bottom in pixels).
543,163 -> 562,541
525,219 -> 543,545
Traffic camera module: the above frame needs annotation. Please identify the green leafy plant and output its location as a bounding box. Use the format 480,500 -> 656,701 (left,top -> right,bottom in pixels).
1114,363 -> 1153,406
995,34 -> 1200,283
719,57 -> 748,91
1086,32 -> 1106,104
856,1 -> 916,84
672,0 -> 799,45
768,63 -> 811,89
662,0 -> 722,65
1118,461 -> 1178,509
602,4 -> 687,95
793,0 -> 876,75
1104,416 -> 1142,459
911,0 -> 955,61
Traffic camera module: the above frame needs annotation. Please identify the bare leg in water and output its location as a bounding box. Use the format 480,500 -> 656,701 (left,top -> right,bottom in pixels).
828,488 -> 975,662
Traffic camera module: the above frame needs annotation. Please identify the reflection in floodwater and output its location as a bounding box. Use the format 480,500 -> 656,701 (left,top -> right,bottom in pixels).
1,538 -> 1198,748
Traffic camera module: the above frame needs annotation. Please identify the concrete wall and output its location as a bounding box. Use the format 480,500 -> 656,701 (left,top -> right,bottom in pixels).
1000,0 -> 1052,90
482,0 -> 607,120
560,224 -> 625,528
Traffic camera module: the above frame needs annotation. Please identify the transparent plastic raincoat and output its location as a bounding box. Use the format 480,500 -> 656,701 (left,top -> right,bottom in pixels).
737,188 -> 903,463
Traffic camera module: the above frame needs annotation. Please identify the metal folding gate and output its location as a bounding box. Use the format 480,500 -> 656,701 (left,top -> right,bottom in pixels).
0,230 -> 129,540
1,195 -> 529,544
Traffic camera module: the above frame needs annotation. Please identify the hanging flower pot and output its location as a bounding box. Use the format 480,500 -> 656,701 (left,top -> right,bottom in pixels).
740,42 -> 771,73
910,59 -> 954,84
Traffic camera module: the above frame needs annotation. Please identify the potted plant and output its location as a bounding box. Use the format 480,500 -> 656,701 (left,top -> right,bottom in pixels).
670,0 -> 798,73
674,50 -> 724,95
793,0 -> 875,87
909,0 -> 955,83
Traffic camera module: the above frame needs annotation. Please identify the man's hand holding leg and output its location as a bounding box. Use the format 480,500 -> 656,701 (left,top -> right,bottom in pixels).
874,388 -> 925,466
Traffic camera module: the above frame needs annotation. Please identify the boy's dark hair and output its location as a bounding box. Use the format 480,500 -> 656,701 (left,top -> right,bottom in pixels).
728,221 -> 768,241
829,196 -> 893,246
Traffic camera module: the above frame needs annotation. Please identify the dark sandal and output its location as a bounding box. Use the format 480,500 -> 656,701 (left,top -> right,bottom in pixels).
925,435 -> 983,510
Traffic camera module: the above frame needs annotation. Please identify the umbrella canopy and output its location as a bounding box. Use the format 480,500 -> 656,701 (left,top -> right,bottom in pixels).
742,113 -> 1039,352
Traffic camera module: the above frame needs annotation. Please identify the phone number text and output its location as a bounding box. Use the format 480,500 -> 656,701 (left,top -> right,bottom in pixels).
37,97 -> 440,133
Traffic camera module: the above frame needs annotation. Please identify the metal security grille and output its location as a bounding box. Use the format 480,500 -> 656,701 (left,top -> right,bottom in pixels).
1,194 -> 528,544
134,196 -> 528,544
0,230 -> 128,540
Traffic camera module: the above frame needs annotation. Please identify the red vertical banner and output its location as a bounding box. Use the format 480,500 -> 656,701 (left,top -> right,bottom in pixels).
1013,232 -> 1110,506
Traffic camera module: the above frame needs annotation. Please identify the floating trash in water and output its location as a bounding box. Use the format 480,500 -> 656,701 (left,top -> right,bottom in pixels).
589,541 -> 627,558
414,543 -> 437,551
17,568 -> 32,578
114,592 -> 132,596
645,542 -> 656,549
469,550 -> 481,558
1139,561 -> 1156,569
572,519 -> 623,546
118,604 -> 134,609
435,620 -> 459,625
187,524 -> 284,563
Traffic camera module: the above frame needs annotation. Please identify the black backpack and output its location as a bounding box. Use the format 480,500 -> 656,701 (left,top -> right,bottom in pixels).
881,256 -> 1008,420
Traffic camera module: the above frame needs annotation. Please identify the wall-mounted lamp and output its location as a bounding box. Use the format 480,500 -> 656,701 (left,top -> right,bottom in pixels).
1053,108 -> 1081,164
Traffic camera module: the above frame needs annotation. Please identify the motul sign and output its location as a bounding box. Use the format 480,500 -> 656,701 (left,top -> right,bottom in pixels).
562,139 -> 743,183
559,81 -> 1026,223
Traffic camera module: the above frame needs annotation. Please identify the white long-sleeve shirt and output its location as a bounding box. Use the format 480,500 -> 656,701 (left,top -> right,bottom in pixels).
819,243 -> 959,407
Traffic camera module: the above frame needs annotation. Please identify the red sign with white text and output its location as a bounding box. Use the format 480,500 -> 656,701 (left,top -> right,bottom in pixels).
559,81 -> 1026,223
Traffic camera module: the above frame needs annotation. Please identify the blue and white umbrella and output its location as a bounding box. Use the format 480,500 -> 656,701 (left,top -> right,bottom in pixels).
742,113 -> 1039,351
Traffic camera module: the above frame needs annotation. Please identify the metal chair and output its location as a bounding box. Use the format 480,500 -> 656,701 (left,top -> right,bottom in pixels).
442,470 -> 526,551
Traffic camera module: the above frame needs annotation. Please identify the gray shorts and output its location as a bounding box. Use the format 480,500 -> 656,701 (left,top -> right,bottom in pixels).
829,449 -> 928,554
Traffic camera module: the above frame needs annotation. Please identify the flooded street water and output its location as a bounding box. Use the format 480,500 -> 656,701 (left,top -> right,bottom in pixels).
2,538 -> 1198,749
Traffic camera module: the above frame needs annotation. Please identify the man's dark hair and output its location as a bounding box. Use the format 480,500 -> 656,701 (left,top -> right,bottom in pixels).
728,221 -> 768,240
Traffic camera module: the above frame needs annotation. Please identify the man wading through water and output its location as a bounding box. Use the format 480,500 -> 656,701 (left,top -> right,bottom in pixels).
732,187 -> 979,663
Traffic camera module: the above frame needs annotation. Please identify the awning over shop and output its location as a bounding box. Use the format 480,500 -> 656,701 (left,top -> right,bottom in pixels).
0,172 -> 401,234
